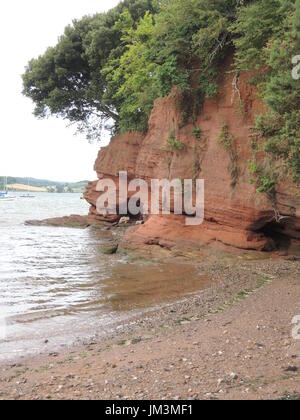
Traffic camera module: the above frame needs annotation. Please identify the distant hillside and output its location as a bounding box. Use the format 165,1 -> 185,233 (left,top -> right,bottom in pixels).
0,177 -> 88,193
8,184 -> 48,192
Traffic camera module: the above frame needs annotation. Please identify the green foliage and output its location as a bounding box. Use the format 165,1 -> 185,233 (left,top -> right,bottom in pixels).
175,88 -> 204,127
166,157 -> 172,174
249,160 -> 277,202
248,160 -> 260,177
257,175 -> 276,196
22,0 -> 158,140
154,56 -> 190,97
294,0 -> 300,34
192,126 -> 203,141
153,0 -> 234,107
249,160 -> 277,201
218,125 -> 239,188
231,0 -> 284,70
232,0 -> 300,189
22,0 -> 300,193
219,124 -> 232,151
192,156 -> 201,183
167,130 -> 185,152
22,0 -> 237,139
102,11 -> 159,133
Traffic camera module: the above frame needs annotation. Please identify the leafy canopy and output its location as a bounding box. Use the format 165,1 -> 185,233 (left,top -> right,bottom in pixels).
22,0 -> 238,139
232,0 -> 300,186
22,0 -> 158,141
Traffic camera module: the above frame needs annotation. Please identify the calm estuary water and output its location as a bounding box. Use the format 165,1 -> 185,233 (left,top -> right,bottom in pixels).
0,193 -> 208,361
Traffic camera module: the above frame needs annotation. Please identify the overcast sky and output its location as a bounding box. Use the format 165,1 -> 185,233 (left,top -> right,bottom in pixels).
0,0 -> 120,182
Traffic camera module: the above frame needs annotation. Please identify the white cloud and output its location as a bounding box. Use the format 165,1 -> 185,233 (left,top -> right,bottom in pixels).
0,0 -> 120,182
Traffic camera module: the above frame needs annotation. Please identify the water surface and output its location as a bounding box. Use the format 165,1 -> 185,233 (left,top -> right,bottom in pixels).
0,193 -> 209,361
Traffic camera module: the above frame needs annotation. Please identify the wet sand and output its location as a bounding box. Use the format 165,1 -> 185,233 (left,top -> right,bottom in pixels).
1,256 -> 300,400
0,259 -> 211,362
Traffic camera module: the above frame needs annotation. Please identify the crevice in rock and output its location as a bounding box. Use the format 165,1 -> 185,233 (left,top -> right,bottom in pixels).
258,221 -> 291,251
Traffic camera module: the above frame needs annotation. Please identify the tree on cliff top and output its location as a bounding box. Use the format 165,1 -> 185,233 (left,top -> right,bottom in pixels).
22,0 -> 246,140
22,0 -> 158,141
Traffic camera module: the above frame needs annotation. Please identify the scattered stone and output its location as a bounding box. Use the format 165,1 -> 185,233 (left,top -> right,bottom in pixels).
131,337 -> 142,345
101,245 -> 118,255
284,365 -> 298,373
119,217 -> 130,225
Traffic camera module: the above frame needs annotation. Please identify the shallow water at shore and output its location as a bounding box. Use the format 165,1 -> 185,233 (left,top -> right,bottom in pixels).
0,193 -> 210,361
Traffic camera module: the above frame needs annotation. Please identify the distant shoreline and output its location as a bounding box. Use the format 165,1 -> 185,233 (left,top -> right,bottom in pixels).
8,184 -> 47,192
7,188 -> 84,194
1,177 -> 88,193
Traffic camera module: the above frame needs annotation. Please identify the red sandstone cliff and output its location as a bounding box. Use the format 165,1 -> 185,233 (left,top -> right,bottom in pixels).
84,64 -> 300,252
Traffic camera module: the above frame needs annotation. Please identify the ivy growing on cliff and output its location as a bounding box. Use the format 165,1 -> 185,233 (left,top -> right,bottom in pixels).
218,125 -> 239,188
232,0 -> 300,190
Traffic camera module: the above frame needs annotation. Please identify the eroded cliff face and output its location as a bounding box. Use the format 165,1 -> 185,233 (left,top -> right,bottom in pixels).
84,64 -> 300,252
